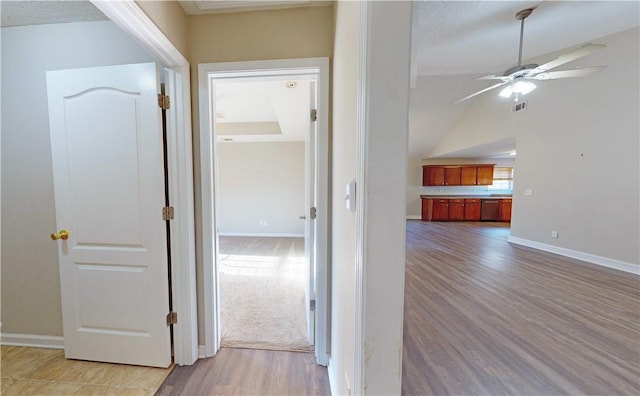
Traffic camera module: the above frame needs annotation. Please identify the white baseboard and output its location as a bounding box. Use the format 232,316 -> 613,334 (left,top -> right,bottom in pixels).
198,344 -> 206,359
327,359 -> 339,396
218,232 -> 305,238
406,215 -> 422,220
507,236 -> 640,275
1,333 -> 64,349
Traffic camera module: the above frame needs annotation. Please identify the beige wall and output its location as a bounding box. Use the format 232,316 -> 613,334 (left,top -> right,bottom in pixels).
136,0 -> 189,58
187,5 -> 334,342
0,21 -> 155,336
217,142 -> 305,236
328,1 -> 359,393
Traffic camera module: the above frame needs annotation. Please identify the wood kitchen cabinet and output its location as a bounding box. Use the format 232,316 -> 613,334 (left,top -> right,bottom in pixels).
464,199 -> 481,220
423,166 -> 445,186
421,199 -> 433,221
460,167 -> 478,185
444,167 -> 461,186
498,199 -> 512,222
431,199 -> 450,221
422,164 -> 495,186
421,197 -> 509,222
448,199 -> 465,220
449,198 -> 481,221
476,165 -> 494,185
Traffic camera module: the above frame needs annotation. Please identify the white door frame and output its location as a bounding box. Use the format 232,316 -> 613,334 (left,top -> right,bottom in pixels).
91,1 -> 199,366
198,58 -> 330,365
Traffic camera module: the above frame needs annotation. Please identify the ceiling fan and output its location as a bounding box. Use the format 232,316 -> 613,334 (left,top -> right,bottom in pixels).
456,7 -> 606,103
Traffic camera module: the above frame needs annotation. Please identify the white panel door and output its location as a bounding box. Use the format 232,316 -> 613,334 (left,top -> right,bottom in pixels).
47,63 -> 171,367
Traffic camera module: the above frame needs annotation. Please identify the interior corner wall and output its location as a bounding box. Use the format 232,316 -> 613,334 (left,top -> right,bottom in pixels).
216,142 -> 305,236
428,27 -> 640,266
329,1 -> 359,394
186,5 -> 334,343
135,0 -> 189,58
0,21 -> 155,337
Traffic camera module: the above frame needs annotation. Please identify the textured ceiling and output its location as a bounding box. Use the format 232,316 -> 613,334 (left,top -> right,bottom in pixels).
409,1 -> 640,161
412,1 -> 640,76
0,1 -> 107,27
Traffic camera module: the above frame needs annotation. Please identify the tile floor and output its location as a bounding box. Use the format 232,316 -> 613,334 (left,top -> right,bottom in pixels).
1,345 -> 173,395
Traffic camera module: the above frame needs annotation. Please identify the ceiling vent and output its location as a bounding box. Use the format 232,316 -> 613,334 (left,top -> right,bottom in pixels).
512,100 -> 527,113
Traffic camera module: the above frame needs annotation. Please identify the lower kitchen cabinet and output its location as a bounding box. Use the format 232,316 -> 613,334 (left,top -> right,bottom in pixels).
421,197 -> 511,222
432,199 -> 450,221
449,199 -> 465,220
464,199 -> 481,220
498,199 -> 512,222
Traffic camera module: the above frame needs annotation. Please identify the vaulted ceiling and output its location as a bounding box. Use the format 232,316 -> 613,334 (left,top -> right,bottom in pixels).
2,1 -> 638,155
409,1 -> 640,161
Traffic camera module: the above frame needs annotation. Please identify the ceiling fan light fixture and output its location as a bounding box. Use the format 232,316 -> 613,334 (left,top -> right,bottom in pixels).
499,80 -> 536,99
499,85 -> 514,98
513,80 -> 537,95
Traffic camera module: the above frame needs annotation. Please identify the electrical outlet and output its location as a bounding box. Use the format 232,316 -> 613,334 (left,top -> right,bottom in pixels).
259,220 -> 267,227
551,231 -> 559,239
524,189 -> 533,196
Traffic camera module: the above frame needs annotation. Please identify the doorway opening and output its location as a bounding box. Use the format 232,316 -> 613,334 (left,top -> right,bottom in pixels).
198,58 -> 329,365
215,77 -> 313,351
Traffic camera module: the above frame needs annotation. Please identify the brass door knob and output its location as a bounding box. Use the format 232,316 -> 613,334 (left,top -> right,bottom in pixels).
51,230 -> 69,241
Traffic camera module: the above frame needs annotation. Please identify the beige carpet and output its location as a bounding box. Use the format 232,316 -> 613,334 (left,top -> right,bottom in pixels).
219,237 -> 313,352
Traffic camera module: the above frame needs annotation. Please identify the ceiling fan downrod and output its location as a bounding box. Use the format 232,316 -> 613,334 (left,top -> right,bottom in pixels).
516,8 -> 534,67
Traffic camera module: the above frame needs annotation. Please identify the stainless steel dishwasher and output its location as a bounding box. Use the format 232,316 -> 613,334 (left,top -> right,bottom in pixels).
480,199 -> 500,221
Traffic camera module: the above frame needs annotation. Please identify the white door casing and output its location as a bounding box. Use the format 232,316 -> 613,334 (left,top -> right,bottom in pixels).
198,58 -> 330,365
47,62 -> 172,367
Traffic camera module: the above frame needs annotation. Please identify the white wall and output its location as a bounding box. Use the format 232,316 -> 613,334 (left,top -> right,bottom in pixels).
331,3 -> 411,394
359,2 -> 412,393
1,21 -> 155,336
216,142 -> 304,236
329,1 -> 359,393
421,27 -> 639,266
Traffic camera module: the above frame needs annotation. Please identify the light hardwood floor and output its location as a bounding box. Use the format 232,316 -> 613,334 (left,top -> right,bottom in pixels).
10,223 -> 635,395
402,220 -> 640,395
1,345 -> 172,395
155,348 -> 330,395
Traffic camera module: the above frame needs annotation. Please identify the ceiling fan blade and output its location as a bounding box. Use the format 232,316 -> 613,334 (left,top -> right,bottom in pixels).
533,43 -> 606,74
455,81 -> 508,104
531,66 -> 606,80
476,74 -> 509,81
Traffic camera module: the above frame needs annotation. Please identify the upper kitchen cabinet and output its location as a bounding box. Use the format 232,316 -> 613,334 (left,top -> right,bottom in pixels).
422,164 -> 495,186
444,167 -> 461,185
460,166 -> 477,185
423,166 -> 445,186
476,165 -> 495,185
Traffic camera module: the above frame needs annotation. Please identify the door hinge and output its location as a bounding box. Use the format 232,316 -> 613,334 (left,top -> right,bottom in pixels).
310,299 -> 316,311
310,109 -> 317,122
310,207 -> 317,220
162,206 -> 174,221
157,94 -> 170,110
166,311 -> 177,326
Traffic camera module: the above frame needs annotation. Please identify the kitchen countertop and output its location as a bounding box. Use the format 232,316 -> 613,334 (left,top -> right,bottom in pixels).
420,195 -> 512,199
